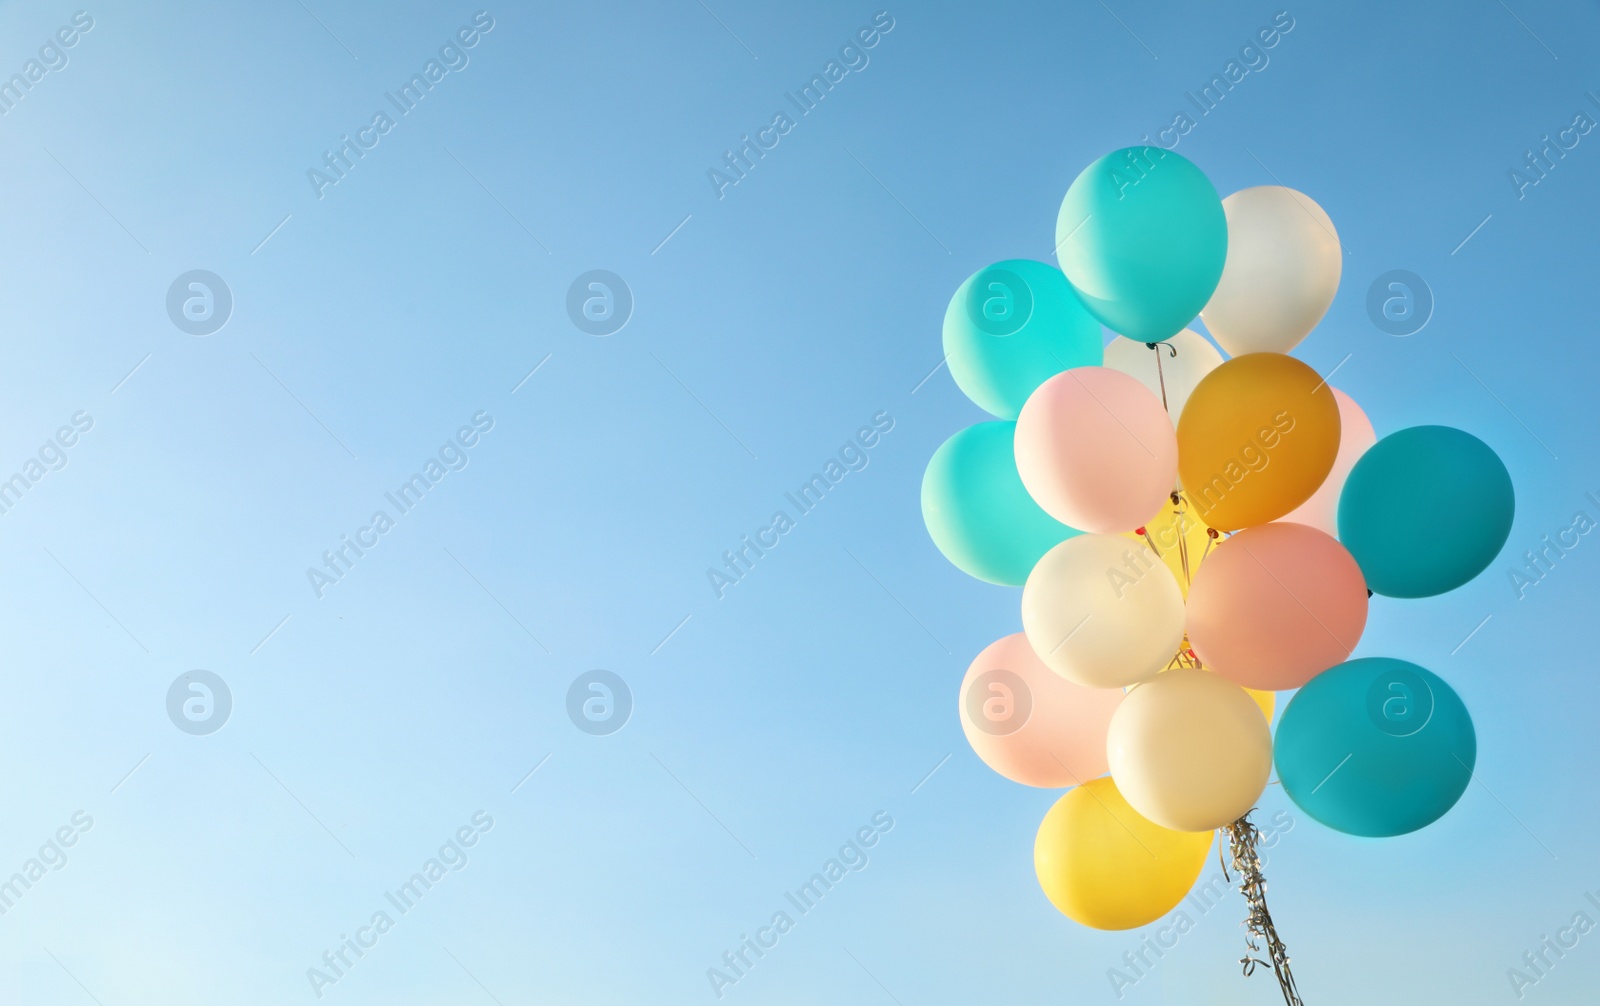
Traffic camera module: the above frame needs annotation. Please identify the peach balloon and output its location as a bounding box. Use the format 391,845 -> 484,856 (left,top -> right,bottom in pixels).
1015,367 -> 1179,534
958,634 -> 1124,788
1279,388 -> 1377,537
1187,522 -> 1369,691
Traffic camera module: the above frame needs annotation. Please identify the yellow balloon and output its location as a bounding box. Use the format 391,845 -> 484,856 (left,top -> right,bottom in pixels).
1034,777 -> 1213,930
1175,353 -> 1340,530
1125,492 -> 1217,597
1246,685 -> 1275,723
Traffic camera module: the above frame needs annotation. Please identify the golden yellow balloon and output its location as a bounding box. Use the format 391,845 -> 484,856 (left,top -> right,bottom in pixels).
1126,492 -> 1216,597
1034,776 -> 1213,930
1176,353 -> 1340,530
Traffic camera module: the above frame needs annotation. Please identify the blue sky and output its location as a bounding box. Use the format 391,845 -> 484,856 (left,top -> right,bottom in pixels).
0,1 -> 1598,1003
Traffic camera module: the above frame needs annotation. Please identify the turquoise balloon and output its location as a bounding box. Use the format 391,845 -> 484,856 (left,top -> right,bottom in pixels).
942,259 -> 1102,419
921,421 -> 1080,585
1338,426 -> 1514,598
1276,657 -> 1475,838
1056,147 -> 1227,342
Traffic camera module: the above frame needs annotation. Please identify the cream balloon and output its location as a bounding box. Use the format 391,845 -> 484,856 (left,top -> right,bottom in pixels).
1102,330 -> 1224,425
1200,186 -> 1342,356
1279,388 -> 1376,536
1106,669 -> 1272,832
1022,534 -> 1185,689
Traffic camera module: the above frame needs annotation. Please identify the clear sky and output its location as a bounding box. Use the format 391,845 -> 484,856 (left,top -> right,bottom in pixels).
0,1 -> 1596,1003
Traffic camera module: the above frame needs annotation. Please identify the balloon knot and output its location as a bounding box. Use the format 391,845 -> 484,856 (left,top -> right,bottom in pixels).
1135,527 -> 1147,536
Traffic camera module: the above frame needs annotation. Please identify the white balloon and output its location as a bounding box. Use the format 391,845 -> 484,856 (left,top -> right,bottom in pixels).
1106,669 -> 1273,832
1279,387 -> 1376,536
1021,534 -> 1184,689
1200,186 -> 1342,356
1103,329 -> 1224,426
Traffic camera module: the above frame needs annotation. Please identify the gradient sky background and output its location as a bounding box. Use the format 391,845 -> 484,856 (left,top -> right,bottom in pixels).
0,1 -> 1597,1003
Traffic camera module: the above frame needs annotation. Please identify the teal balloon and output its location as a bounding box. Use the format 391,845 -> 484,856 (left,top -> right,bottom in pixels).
1338,426 -> 1514,598
942,259 -> 1102,419
1276,657 -> 1475,837
921,422 -> 1080,585
1056,147 -> 1227,342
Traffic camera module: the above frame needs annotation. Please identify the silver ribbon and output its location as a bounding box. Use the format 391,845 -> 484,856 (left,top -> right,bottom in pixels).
1222,812 -> 1305,1006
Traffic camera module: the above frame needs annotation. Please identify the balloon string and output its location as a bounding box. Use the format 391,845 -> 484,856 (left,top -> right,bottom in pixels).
1173,492 -> 1193,588
1221,813 -> 1306,1006
1146,342 -> 1172,412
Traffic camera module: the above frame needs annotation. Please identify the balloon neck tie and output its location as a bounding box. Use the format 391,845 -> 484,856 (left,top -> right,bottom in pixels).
1222,813 -> 1305,1006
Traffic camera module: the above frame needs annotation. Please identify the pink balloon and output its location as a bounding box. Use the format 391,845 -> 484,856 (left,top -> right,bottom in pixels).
1187,522 -> 1368,691
958,633 -> 1124,788
1015,367 -> 1178,533
1278,388 -> 1376,536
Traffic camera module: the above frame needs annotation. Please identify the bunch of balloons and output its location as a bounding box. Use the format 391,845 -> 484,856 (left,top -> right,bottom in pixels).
924,147 -> 1513,983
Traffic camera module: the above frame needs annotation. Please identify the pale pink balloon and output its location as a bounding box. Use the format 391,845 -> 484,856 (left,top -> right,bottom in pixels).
1278,388 -> 1376,536
1187,522 -> 1368,691
958,633 -> 1124,788
1014,367 -> 1179,533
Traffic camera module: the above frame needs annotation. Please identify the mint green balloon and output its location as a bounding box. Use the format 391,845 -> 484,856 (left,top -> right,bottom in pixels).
942,259 -> 1102,419
1056,147 -> 1227,342
921,422 -> 1080,585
